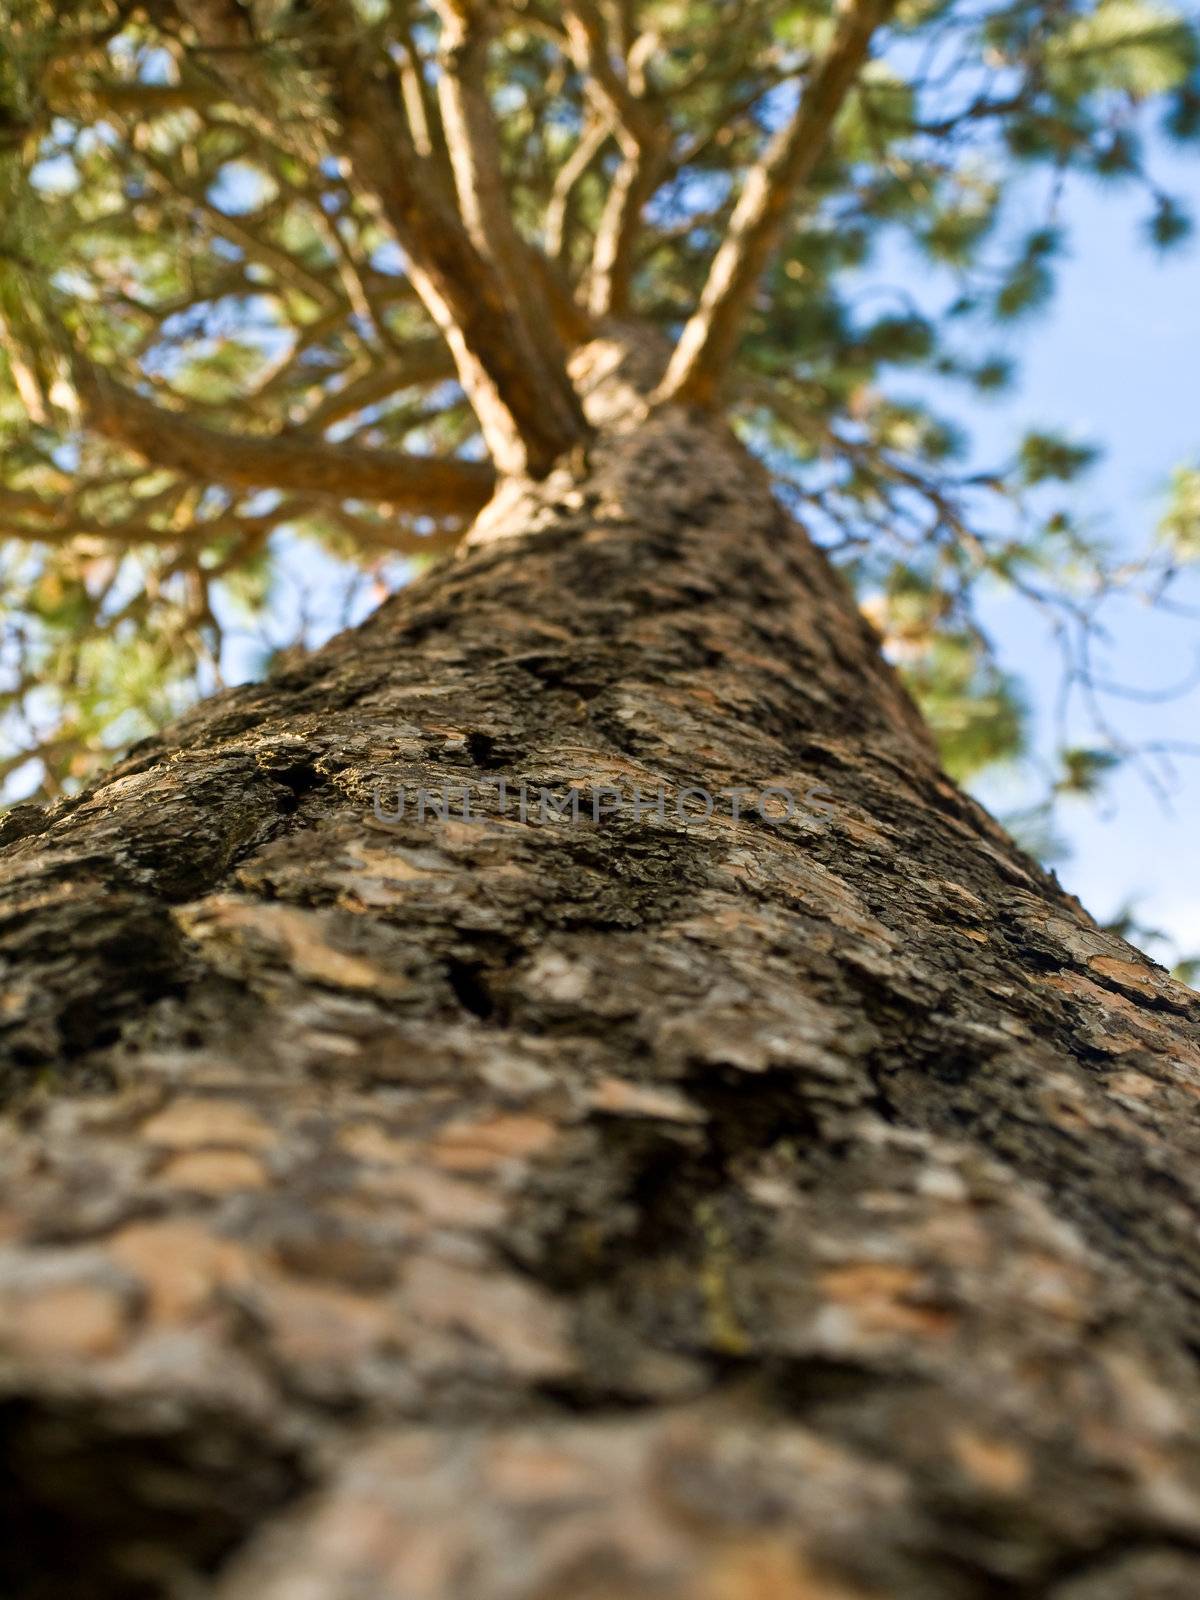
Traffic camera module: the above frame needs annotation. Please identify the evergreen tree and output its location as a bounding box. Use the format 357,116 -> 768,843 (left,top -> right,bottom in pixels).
1,5 -> 1200,1597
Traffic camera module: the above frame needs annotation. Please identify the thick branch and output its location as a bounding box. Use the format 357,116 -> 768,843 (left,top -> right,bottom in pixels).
430,1 -> 581,407
76,367 -> 495,518
44,78 -> 224,117
167,0 -> 587,477
656,0 -> 895,407
588,125 -> 664,317
562,0 -> 651,145
562,2 -> 665,315
311,0 -> 588,479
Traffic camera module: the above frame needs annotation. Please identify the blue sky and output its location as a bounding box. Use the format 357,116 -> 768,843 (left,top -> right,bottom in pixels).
930,145 -> 1200,960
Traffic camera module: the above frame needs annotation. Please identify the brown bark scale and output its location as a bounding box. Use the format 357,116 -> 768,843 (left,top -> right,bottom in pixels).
1,339 -> 1200,1600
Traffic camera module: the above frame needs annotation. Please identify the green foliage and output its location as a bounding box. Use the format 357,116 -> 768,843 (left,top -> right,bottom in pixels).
1056,747 -> 1122,797
0,0 -> 1197,805
1163,78 -> 1200,140
911,639 -> 1029,781
1145,191 -> 1194,247
860,568 -> 1028,780
1044,0 -> 1198,97
1018,432 -> 1101,485
972,355 -> 1015,393
994,231 -> 1062,320
1158,462 -> 1200,558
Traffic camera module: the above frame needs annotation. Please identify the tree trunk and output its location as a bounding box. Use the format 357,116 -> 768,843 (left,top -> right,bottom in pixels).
3,335 -> 1200,1600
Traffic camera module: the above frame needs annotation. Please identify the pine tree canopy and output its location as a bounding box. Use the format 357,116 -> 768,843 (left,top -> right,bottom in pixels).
1,0 -> 1198,806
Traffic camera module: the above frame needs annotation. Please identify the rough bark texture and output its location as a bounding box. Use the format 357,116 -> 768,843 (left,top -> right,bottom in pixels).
2,337 -> 1200,1600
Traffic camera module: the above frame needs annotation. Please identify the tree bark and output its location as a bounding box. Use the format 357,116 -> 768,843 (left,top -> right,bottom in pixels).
2,334 -> 1200,1600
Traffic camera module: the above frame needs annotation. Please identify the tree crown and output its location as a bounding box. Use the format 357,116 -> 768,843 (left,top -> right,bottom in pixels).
1,0 -> 1198,808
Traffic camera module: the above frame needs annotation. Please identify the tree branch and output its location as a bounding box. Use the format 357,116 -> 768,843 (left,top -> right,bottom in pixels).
656,0 -> 896,408
430,1 -> 580,398
44,78 -> 224,117
74,365 -> 495,518
166,0 -> 587,477
294,343 -> 458,433
309,0 -> 588,478
545,113 -> 610,264
561,0 -> 649,145
562,2 -> 666,315
132,145 -> 341,310
588,124 -> 664,317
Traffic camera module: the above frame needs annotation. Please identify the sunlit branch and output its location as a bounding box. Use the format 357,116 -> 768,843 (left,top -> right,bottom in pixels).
545,114 -> 610,264
45,78 -> 224,117
321,504 -> 465,557
431,1 -> 578,379
657,0 -> 897,408
561,2 -> 665,315
310,0 -> 588,478
74,363 -> 496,518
